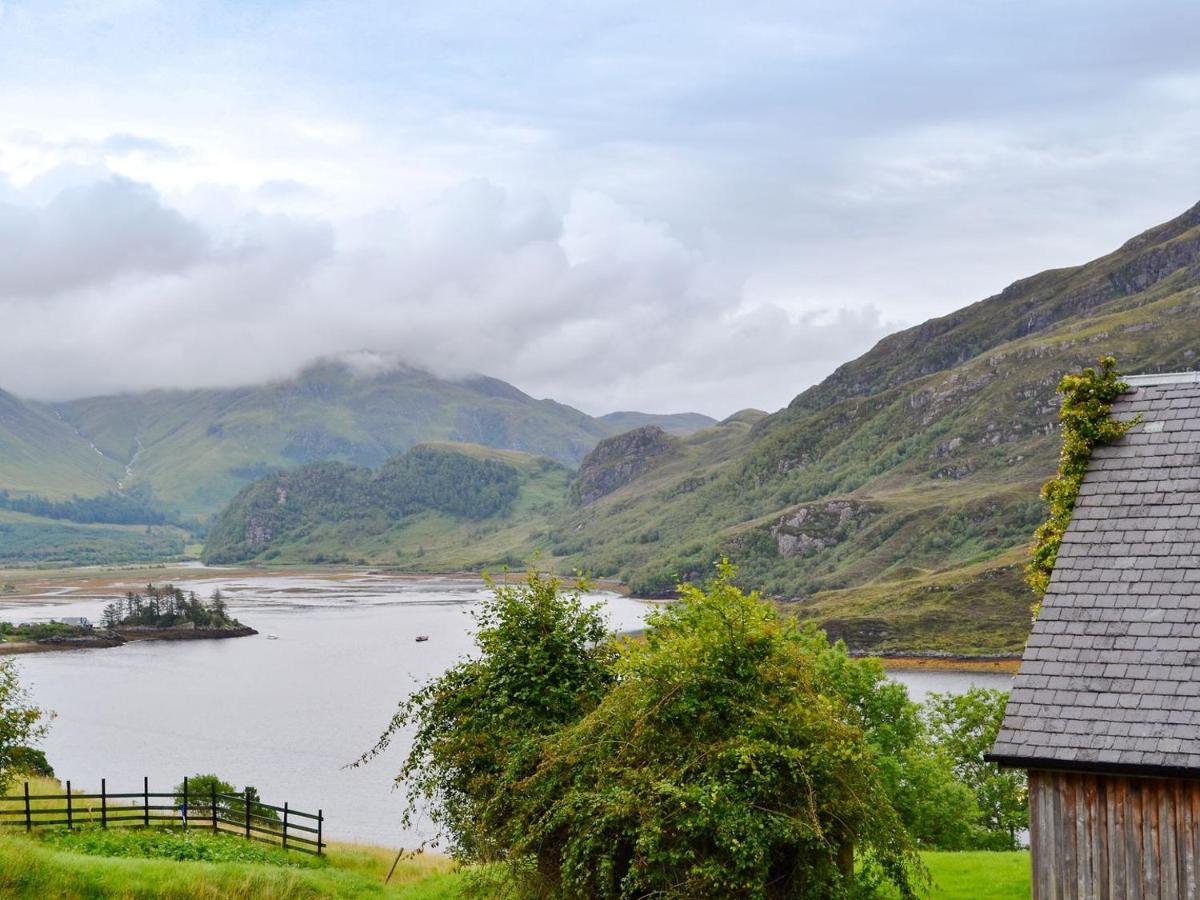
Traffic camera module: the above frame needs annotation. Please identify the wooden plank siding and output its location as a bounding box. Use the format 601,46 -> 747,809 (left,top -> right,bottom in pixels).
1030,770 -> 1200,899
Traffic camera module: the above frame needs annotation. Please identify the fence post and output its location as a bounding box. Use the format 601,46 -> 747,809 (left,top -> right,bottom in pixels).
66,780 -> 72,830
317,809 -> 323,856
143,776 -> 149,828
22,781 -> 29,832
282,802 -> 288,850
182,777 -> 188,831
244,788 -> 250,840
101,778 -> 107,829
211,782 -> 217,834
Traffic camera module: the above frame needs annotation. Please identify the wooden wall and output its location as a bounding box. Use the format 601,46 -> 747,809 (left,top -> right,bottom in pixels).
1030,769 -> 1200,899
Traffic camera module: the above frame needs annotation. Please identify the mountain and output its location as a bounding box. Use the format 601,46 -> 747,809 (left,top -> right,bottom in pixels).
0,361 -> 711,526
598,411 -> 717,435
205,201 -> 1200,655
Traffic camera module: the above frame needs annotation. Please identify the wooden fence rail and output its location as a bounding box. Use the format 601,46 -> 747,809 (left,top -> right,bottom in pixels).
0,777 -> 323,855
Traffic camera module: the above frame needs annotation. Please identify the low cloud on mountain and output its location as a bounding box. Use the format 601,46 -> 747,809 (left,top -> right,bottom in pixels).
0,1 -> 1197,414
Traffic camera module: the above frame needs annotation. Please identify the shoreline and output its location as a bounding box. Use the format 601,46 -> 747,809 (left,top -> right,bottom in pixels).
0,563 -> 1025,672
0,626 -> 258,656
875,655 -> 1021,673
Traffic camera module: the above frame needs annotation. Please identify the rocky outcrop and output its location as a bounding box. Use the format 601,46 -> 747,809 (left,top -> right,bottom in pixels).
571,426 -> 681,506
768,500 -> 871,558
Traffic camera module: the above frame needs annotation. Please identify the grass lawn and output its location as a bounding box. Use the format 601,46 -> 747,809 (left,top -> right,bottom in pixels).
921,850 -> 1030,899
0,826 -> 464,898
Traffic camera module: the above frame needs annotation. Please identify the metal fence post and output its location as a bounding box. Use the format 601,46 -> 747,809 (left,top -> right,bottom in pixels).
282,802 -> 288,850
317,809 -> 323,856
66,780 -> 72,830
182,776 -> 188,831
143,776 -> 149,827
211,782 -> 217,833
244,788 -> 250,840
22,781 -> 29,832
101,778 -> 107,829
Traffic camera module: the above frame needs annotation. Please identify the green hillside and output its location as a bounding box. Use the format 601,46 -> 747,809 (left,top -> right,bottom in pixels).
0,390 -> 122,499
0,363 -> 712,534
203,201 -> 1200,654
49,362 -> 609,520
540,200 -> 1200,651
203,443 -> 569,569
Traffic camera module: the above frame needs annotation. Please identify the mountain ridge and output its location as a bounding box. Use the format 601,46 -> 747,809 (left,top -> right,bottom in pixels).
201,200 -> 1200,654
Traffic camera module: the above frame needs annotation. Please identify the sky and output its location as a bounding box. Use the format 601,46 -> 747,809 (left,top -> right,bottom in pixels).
1,1 -> 1198,417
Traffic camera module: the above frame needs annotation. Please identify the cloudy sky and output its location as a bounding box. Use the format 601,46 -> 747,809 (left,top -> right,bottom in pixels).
1,1 -> 1198,417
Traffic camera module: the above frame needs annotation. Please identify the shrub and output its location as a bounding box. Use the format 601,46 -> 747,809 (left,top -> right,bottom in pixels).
504,563 -> 923,898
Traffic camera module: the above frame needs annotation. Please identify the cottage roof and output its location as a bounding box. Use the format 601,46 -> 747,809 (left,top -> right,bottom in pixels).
990,374 -> 1200,776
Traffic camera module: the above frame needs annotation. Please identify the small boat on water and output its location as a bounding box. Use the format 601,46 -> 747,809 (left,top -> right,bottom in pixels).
266,634 -> 279,640
415,634 -> 430,642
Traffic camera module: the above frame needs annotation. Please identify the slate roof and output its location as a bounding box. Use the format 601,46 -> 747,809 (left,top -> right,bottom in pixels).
990,374 -> 1200,775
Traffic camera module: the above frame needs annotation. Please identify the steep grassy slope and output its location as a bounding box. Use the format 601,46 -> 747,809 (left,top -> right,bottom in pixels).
0,390 -> 121,499
540,201 -> 1200,651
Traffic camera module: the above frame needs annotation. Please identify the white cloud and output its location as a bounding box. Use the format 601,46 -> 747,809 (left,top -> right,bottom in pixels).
0,1 -> 1197,415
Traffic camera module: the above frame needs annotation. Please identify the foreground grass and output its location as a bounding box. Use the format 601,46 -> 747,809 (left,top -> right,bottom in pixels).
0,828 -> 463,899
0,794 -> 1026,900
911,851 -> 1030,900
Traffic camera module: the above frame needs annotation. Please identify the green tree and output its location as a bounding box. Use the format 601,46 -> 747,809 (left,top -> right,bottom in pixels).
0,660 -> 51,793
362,569 -> 615,861
923,688 -> 1027,849
502,562 -> 922,899
801,636 -> 980,850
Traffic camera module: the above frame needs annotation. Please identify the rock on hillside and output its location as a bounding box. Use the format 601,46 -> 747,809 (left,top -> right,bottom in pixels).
571,426 -> 681,506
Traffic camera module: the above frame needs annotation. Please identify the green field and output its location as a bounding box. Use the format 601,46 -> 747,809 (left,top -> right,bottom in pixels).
0,776 -> 1030,899
0,824 -> 1029,900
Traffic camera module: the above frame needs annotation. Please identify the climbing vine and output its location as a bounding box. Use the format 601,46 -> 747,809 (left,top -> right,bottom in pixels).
1026,357 -> 1139,609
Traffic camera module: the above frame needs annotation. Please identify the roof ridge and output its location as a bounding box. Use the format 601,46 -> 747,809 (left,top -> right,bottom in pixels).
1123,371 -> 1200,387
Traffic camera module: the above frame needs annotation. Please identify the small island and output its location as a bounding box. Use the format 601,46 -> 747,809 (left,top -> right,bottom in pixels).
0,584 -> 256,655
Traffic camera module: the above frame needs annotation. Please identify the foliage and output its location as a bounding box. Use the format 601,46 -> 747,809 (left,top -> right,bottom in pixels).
1026,356 -> 1138,601
0,621 -> 92,642
7,748 -> 53,779
801,640 -> 981,851
39,827 -> 315,867
460,561 -> 922,899
0,483 -> 189,530
362,569 -> 614,860
203,446 -> 523,564
111,585 -> 239,630
173,774 -> 279,824
0,661 -> 50,795
0,516 -> 186,565
922,689 -> 1027,850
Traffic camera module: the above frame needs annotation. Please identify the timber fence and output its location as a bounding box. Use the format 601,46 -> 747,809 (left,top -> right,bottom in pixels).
0,777 -> 323,855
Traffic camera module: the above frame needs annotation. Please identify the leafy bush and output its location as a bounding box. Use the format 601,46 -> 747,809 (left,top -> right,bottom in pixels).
0,661 -> 51,795
362,569 -> 614,861
923,688 -> 1027,850
501,563 -> 923,899
1026,356 -> 1138,601
38,827 -> 317,867
174,774 -> 279,825
373,562 -> 929,898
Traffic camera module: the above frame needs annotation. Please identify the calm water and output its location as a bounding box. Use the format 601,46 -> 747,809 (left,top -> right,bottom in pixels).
1,572 -> 1013,846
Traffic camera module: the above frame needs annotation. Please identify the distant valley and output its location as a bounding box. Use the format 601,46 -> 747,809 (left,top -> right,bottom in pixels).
5,202 -> 1200,654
